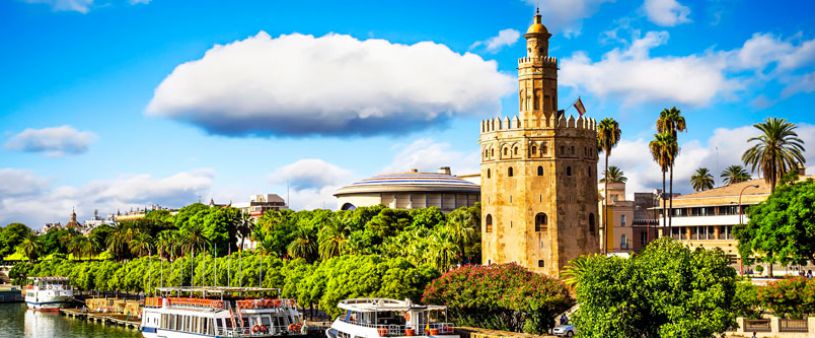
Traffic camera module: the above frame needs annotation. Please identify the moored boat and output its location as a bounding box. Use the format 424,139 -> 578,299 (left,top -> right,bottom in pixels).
24,277 -> 73,311
326,298 -> 457,338
140,286 -> 306,338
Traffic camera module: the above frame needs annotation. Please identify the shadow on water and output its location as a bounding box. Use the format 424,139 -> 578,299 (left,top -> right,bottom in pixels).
0,303 -> 141,338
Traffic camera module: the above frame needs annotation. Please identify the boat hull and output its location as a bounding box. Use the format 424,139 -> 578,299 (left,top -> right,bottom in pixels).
25,296 -> 72,311
141,327 -> 309,338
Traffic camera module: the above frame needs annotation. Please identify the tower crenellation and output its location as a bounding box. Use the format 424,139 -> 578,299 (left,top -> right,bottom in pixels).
479,9 -> 600,276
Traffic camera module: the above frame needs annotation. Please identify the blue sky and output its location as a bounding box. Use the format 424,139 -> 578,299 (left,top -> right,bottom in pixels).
2,0 -> 815,227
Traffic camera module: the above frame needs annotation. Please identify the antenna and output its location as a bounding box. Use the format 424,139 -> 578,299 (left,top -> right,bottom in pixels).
287,181 -> 291,208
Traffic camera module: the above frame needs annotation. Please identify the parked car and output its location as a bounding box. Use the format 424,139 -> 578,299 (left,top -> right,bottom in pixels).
552,324 -> 575,337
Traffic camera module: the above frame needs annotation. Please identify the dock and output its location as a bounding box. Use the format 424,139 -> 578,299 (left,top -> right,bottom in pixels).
59,308 -> 141,330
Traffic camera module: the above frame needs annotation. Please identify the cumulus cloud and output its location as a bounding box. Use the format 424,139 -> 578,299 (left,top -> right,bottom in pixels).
782,71 -> 815,97
470,29 -> 521,53
382,138 -> 480,175
23,0 -> 93,13
644,0 -> 691,26
5,125 -> 97,156
0,169 -> 49,197
147,32 -> 514,137
561,31 -> 739,106
524,0 -> 613,37
269,159 -> 352,190
608,123 -> 815,199
0,169 -> 214,228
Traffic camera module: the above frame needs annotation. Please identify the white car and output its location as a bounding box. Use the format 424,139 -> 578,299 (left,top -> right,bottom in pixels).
552,324 -> 575,337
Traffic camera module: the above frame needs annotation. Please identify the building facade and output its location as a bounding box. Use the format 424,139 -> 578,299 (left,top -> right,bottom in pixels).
480,10 -> 600,276
233,194 -> 288,219
599,182 -> 635,253
334,167 -> 480,212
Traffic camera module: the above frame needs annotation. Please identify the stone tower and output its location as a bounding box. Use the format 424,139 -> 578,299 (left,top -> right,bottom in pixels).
479,9 -> 600,276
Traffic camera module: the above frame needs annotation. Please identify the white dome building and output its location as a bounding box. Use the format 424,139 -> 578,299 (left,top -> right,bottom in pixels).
334,167 -> 480,212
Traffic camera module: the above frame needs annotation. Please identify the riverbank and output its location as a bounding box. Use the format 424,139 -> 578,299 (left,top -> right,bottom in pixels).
0,303 -> 140,337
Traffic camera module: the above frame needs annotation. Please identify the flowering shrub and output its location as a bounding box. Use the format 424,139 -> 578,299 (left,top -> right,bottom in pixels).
421,263 -> 573,334
758,277 -> 815,318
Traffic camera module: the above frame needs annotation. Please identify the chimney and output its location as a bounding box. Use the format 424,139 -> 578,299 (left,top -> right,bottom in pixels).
439,166 -> 451,175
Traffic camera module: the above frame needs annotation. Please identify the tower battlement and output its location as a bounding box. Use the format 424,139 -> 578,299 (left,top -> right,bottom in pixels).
517,56 -> 558,65
480,114 -> 597,133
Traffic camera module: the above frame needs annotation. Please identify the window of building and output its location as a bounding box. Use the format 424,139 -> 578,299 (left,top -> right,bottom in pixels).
566,166 -> 572,176
621,214 -> 627,227
514,146 -> 519,155
503,148 -> 508,156
589,213 -> 596,233
542,143 -> 548,155
535,213 -> 548,232
485,214 -> 493,233
560,146 -> 565,154
537,166 -> 544,176
587,166 -> 591,176
508,167 -> 514,177
531,145 -> 537,156
621,234 -> 628,249
538,260 -> 544,268
570,146 -> 575,154
534,90 -> 541,110
490,148 -> 494,157
486,169 -> 491,179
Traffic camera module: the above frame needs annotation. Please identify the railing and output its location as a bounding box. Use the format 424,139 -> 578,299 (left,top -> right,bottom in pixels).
779,318 -> 808,332
743,319 -> 771,332
216,324 -> 293,337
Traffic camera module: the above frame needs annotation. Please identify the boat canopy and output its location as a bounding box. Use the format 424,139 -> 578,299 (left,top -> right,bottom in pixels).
27,277 -> 69,282
338,298 -> 446,312
155,286 -> 281,298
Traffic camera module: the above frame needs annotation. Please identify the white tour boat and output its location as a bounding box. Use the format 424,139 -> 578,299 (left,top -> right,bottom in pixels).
327,298 -> 457,338
24,276 -> 74,311
140,287 -> 306,338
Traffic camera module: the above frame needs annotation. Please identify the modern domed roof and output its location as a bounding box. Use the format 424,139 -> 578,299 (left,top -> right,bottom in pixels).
334,169 -> 480,196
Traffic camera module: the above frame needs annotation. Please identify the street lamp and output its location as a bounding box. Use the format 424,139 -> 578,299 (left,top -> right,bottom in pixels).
737,184 -> 760,276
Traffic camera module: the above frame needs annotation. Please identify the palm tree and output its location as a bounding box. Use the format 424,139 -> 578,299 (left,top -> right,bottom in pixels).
181,227 -> 208,257
156,230 -> 179,261
742,117 -> 806,192
656,107 -> 687,230
129,232 -> 154,257
690,168 -> 715,191
599,166 -> 627,184
107,226 -> 135,260
287,227 -> 317,261
68,236 -> 94,260
444,210 -> 478,264
720,165 -> 751,186
236,213 -> 254,253
318,217 -> 349,260
21,235 -> 40,261
650,132 -> 678,235
597,117 -> 621,254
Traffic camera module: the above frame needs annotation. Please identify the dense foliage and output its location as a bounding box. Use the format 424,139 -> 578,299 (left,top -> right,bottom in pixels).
0,223 -> 33,258
566,238 -> 738,338
735,179 -> 815,271
757,277 -> 815,319
9,252 -> 438,316
422,263 -> 573,334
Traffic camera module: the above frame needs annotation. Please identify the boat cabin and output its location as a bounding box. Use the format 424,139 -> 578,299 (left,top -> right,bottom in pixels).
334,298 -> 455,337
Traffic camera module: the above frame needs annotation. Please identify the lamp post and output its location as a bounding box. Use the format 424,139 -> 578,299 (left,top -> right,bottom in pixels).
737,184 -> 760,276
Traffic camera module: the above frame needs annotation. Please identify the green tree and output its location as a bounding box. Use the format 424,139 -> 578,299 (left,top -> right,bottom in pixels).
734,179 -> 815,277
721,165 -> 751,186
318,217 -> 349,260
649,132 -> 678,234
129,232 -> 154,257
202,206 -> 241,255
597,117 -> 621,254
567,238 -> 738,338
443,208 -> 479,264
742,117 -> 806,192
287,225 -> 318,262
20,235 -> 40,261
599,166 -> 627,184
0,223 -> 33,258
88,224 -> 113,255
656,107 -> 687,231
690,167 -> 715,191
254,209 -> 298,257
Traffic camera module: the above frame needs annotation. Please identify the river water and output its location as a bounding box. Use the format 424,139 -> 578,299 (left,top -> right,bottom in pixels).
0,303 -> 141,338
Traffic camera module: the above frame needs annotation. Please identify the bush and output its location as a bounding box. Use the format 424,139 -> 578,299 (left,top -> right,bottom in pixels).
758,277 -> 815,319
422,263 -> 573,334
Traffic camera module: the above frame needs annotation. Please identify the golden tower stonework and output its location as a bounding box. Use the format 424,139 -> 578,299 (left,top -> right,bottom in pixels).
480,10 -> 600,276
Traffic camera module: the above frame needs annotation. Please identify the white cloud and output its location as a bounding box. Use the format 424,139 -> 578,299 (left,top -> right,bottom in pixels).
644,0 -> 691,26
147,32 -> 514,137
525,0 -> 613,37
382,138 -> 479,175
470,29 -> 521,53
0,169 -> 49,197
0,169 -> 214,228
5,125 -> 97,156
24,0 -> 93,13
268,159 -> 352,190
129,0 -> 151,4
561,31 -> 739,106
607,123 -> 815,198
782,71 -> 815,97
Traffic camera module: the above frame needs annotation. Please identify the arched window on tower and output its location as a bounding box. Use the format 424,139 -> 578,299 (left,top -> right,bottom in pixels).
537,166 -> 544,176
566,166 -> 572,176
534,90 -> 541,110
531,145 -> 537,156
485,214 -> 493,233
503,147 -> 508,156
542,143 -> 548,155
487,169 -> 491,179
535,213 -> 548,232
508,167 -> 514,177
589,213 -> 596,234
514,146 -> 519,156
490,148 -> 494,157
